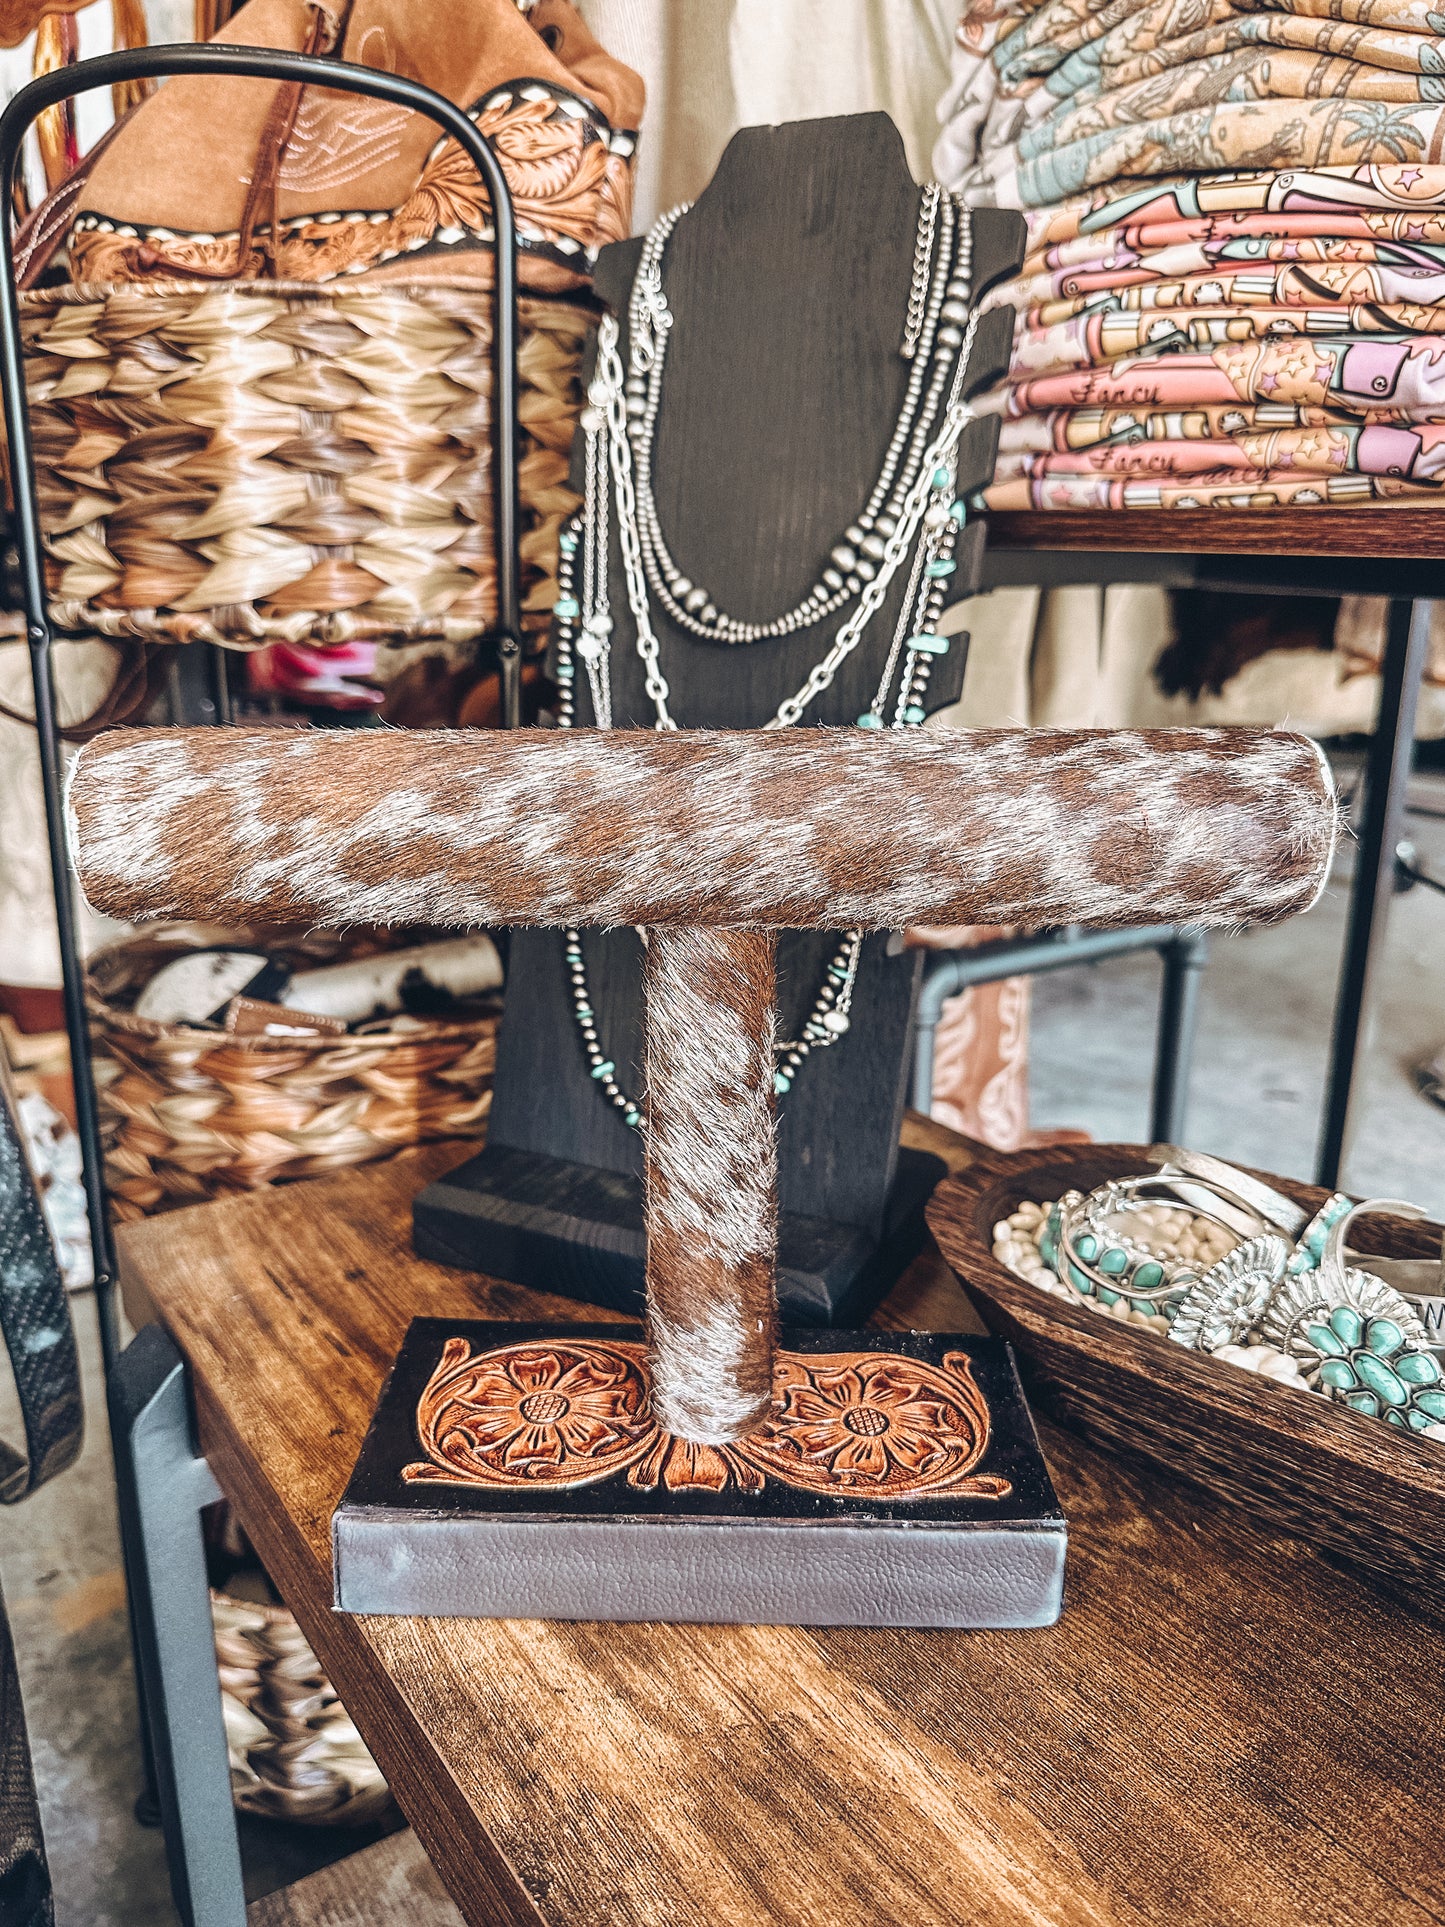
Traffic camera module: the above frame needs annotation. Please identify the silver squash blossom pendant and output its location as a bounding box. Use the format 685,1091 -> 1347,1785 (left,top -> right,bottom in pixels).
1169,1235 -> 1290,1354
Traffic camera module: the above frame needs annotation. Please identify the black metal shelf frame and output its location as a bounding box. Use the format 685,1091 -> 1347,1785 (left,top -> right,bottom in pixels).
0,44 -> 525,1377
981,546 -> 1436,1188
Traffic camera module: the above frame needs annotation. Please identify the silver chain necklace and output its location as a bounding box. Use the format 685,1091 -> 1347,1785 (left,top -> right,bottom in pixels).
621,186 -> 976,646
551,191 -> 980,1129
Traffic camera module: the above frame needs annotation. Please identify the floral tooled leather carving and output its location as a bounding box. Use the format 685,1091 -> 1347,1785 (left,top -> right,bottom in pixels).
626,1433 -> 766,1495
401,1335 -> 655,1489
401,1338 -> 1014,1502
736,1351 -> 1013,1499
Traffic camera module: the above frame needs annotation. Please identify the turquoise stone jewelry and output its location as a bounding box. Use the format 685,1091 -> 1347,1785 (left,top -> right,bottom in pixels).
1054,1181 -> 1206,1315
1028,1167 -> 1445,1441
1168,1235 -> 1289,1353
1262,1269 -> 1439,1427
1284,1192 -> 1355,1275
1262,1199 -> 1434,1415
1314,1309 -> 1445,1431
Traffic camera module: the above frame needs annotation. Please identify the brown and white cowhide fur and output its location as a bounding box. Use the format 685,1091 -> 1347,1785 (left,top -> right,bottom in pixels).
70,725 -> 1336,933
69,721 -> 1338,1446
643,928 -> 778,1442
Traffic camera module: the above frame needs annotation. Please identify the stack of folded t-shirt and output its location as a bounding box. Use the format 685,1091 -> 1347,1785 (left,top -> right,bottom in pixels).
935,0 -> 1445,507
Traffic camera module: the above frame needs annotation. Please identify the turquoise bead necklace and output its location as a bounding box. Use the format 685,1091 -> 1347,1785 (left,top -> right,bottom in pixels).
552,193 -> 981,1128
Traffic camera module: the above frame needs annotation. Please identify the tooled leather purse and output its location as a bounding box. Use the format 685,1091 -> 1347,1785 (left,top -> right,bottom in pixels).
9,0 -> 643,666
21,0 -> 642,294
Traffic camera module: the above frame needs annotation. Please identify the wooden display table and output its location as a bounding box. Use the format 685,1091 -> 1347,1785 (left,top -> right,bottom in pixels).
113,1120 -> 1444,1927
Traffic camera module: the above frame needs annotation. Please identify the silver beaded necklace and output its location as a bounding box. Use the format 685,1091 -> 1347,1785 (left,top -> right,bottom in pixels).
551,189 -> 982,1130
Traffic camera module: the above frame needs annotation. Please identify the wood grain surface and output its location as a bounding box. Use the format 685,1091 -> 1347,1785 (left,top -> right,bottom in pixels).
987,506 -> 1445,559
117,1123 -> 1445,1927
246,1827 -> 464,1926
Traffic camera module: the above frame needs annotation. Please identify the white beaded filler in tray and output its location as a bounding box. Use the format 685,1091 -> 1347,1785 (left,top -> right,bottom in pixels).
992,1198 -> 1310,1387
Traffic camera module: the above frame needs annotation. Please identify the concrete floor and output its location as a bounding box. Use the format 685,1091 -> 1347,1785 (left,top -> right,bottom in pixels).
2,750 -> 1443,1924
0,1296 -> 402,1925
0,1296 -> 172,1925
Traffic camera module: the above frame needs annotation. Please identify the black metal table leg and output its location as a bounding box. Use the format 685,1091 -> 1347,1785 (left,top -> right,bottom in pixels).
208,642 -> 234,726
109,1325 -> 245,1927
910,925 -> 1202,1144
23,627 -> 121,1371
1316,598 -> 1432,1188
1150,930 -> 1208,1145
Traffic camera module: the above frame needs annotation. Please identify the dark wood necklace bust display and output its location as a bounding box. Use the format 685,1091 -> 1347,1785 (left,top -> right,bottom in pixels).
413,114 -> 1025,1324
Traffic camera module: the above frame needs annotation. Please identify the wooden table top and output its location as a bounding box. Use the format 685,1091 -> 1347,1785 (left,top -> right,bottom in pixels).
117,1122 -> 1445,1927
987,507 -> 1445,559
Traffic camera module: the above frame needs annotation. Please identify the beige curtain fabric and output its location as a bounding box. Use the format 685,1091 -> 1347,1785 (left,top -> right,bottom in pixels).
1338,599 -> 1445,705
933,584 -> 1178,729
937,586 -> 1445,734
575,0 -> 958,226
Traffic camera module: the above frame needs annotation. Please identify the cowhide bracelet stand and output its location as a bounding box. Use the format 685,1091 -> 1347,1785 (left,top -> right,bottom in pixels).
71,723 -> 1335,1627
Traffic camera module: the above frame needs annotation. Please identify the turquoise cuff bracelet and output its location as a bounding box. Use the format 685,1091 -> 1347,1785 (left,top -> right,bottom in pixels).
1260,1200 -> 1445,1431
1051,1178 -> 1222,1315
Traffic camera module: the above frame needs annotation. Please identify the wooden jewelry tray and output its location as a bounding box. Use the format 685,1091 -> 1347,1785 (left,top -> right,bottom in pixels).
927,1144 -> 1445,1601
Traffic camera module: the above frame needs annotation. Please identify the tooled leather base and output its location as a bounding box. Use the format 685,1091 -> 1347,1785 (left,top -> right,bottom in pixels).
332,1321 -> 1067,1628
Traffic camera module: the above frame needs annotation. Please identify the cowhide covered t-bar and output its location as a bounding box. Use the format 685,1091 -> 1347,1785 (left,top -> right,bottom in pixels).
70,724 -> 1335,1445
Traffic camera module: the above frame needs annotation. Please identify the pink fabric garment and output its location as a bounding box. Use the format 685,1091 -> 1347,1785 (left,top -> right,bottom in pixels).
246,640 -> 383,710
1009,243 -> 1445,310
994,420 -> 1445,479
987,468 -> 1426,506
988,340 -> 1445,412
995,402 -> 1445,447
938,154 -> 1445,506
1011,310 -> 1445,382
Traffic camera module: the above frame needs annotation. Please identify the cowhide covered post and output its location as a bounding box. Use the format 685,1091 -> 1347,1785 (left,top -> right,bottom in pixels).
70,724 -> 1337,1446
643,927 -> 778,1442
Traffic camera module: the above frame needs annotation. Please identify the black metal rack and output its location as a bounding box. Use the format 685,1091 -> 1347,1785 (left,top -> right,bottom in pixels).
982,537 -> 1436,1188
0,44 -> 525,1378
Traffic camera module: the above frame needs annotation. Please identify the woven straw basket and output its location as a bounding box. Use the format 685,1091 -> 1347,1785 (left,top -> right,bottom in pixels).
21,279 -> 588,650
89,929 -> 498,1221
213,1588 -> 392,1826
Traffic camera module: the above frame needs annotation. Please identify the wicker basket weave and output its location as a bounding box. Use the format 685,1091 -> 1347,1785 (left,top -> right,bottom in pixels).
20,279 -> 588,650
212,1588 -> 393,1826
89,928 -> 498,1221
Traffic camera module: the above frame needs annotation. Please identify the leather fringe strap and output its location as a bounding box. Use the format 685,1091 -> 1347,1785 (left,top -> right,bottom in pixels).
643,928 -> 778,1442
70,724 -> 1337,934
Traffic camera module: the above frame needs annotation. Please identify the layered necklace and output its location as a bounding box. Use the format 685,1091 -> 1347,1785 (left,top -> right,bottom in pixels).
551,184 -> 981,1131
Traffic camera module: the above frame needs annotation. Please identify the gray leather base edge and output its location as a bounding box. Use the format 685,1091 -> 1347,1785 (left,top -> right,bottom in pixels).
332,1511 -> 1067,1629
